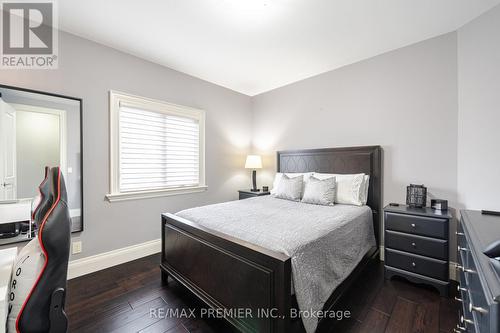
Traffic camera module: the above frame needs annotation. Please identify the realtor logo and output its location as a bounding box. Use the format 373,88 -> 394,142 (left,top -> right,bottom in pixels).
1,0 -> 58,68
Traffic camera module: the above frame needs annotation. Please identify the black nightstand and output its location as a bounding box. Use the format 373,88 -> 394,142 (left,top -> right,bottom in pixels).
384,204 -> 452,296
238,190 -> 270,200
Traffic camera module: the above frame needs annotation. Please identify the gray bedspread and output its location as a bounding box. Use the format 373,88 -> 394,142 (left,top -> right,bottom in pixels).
176,196 -> 376,333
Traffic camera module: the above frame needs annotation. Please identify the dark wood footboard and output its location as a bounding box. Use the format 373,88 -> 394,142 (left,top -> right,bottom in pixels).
161,146 -> 383,333
161,213 -> 292,333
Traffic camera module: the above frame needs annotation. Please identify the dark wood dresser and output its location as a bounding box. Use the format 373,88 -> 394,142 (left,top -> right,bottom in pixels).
456,210 -> 500,333
384,205 -> 452,296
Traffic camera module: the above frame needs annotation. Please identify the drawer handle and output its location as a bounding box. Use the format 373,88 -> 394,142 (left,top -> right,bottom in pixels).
411,262 -> 416,267
458,246 -> 469,252
461,315 -> 474,325
456,231 -> 465,236
410,223 -> 416,228
457,285 -> 467,292
411,242 -> 416,247
469,302 -> 488,314
454,296 -> 463,303
455,324 -> 466,331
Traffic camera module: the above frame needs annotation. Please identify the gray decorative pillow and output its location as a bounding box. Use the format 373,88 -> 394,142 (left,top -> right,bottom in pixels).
301,176 -> 336,206
273,174 -> 303,201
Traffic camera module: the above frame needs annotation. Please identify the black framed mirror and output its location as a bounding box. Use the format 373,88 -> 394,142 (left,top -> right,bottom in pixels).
0,84 -> 83,245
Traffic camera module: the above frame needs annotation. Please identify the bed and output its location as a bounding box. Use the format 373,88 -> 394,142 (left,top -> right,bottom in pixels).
160,146 -> 382,333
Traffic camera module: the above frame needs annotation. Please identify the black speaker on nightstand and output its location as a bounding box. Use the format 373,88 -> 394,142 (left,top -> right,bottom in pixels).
431,199 -> 448,211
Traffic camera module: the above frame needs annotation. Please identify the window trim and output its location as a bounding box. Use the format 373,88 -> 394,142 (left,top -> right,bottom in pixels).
106,90 -> 206,202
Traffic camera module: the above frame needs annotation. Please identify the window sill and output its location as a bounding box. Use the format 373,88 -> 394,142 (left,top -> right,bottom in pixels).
105,185 -> 208,202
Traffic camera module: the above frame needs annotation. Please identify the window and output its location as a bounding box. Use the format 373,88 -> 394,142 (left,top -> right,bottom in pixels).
107,91 -> 206,202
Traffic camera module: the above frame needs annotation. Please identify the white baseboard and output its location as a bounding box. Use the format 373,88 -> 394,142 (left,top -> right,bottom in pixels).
68,239 -> 161,279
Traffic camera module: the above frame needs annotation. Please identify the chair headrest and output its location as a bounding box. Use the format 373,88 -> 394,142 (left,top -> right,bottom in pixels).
32,167 -> 68,228
32,167 -> 50,222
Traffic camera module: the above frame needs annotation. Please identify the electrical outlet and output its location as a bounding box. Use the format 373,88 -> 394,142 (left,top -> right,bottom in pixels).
72,240 -> 82,254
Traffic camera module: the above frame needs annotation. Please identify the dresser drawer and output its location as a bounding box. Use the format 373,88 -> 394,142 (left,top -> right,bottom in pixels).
457,222 -> 469,270
458,270 -> 472,320
385,248 -> 448,280
458,285 -> 476,333
385,212 -> 448,239
385,230 -> 448,260
465,250 -> 490,333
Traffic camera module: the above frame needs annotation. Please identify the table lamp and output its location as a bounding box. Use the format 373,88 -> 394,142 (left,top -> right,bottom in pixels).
245,155 -> 262,192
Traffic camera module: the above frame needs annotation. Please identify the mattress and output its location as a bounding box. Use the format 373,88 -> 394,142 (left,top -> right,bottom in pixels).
176,196 -> 376,333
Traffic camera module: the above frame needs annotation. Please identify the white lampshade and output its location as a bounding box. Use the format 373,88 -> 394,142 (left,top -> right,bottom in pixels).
245,155 -> 262,169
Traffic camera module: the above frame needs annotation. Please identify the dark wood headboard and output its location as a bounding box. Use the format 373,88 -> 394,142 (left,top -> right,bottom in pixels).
277,146 -> 382,246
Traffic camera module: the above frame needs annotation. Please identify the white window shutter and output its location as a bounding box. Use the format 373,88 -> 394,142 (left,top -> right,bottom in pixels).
119,106 -> 200,192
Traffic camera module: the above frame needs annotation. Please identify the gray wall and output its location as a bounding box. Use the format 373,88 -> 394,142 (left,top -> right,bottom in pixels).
2,5 -> 499,266
0,31 -> 252,259
457,5 -> 500,211
252,33 -> 459,209
251,33 -> 459,261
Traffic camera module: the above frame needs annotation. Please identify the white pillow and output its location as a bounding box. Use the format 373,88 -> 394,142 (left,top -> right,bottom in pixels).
301,176 -> 336,206
7,238 -> 46,332
361,175 -> 370,205
270,172 -> 312,195
273,174 -> 304,201
314,173 -> 366,206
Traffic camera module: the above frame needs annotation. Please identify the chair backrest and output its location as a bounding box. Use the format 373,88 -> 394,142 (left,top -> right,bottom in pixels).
8,167 -> 71,333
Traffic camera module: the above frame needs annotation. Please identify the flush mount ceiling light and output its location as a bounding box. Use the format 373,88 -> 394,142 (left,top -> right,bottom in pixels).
221,0 -> 271,11
206,0 -> 292,26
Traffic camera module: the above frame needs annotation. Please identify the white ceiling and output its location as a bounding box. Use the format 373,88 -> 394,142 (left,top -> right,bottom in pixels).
59,0 -> 500,96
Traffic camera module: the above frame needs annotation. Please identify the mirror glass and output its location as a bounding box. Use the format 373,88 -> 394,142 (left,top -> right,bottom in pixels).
0,85 -> 82,245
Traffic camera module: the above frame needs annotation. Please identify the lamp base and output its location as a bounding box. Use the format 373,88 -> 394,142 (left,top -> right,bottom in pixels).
250,169 -> 259,192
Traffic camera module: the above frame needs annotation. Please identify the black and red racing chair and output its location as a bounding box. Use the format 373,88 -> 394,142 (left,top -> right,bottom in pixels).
8,167 -> 71,333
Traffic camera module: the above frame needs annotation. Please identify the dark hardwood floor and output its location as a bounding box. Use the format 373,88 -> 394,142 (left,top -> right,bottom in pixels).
67,254 -> 459,333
